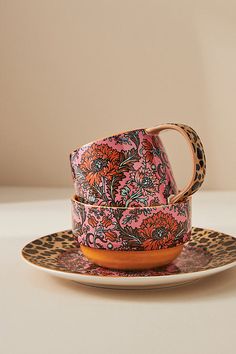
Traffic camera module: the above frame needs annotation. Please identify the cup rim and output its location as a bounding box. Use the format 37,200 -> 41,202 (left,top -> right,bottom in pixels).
71,195 -> 191,210
70,127 -> 146,156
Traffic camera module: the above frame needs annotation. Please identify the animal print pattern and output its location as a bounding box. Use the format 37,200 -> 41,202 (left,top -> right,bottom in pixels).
22,227 -> 236,276
172,123 -> 206,199
70,123 -> 206,207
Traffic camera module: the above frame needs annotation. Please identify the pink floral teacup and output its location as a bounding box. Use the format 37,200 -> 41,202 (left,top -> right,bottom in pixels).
70,123 -> 206,207
71,195 -> 191,270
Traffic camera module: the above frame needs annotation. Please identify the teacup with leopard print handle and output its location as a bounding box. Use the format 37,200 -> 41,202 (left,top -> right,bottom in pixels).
70,123 -> 206,207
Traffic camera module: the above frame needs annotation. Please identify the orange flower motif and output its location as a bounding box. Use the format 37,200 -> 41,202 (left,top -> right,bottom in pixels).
142,136 -> 162,164
80,144 -> 120,186
88,216 -> 98,227
104,230 -> 118,241
139,212 -> 179,250
101,216 -> 113,228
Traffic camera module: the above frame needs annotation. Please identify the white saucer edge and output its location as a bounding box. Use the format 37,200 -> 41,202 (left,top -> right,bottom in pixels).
22,254 -> 236,289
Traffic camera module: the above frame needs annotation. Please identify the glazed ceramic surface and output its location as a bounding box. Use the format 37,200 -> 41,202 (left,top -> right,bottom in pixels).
70,124 -> 206,207
80,244 -> 184,270
22,227 -> 236,290
71,196 -> 191,251
70,128 -> 177,207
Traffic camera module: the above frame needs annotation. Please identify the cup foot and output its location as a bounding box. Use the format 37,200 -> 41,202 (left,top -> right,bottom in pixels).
80,244 -> 184,270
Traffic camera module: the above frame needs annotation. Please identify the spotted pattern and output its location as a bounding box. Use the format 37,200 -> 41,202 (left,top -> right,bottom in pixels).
171,123 -> 207,199
22,227 -> 236,277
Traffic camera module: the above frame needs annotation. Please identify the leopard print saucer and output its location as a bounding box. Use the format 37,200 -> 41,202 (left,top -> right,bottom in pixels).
22,227 -> 236,289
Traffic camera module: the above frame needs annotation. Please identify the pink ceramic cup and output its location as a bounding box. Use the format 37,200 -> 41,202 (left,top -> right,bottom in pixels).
71,195 -> 191,270
70,123 -> 206,207
71,195 -> 191,251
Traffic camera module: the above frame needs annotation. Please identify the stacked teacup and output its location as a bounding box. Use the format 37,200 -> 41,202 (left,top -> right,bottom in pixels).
70,123 -> 206,270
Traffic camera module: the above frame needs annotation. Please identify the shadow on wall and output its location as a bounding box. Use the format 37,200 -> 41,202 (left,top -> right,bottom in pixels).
194,8 -> 236,190
1,2 -> 235,189
0,2 -> 208,188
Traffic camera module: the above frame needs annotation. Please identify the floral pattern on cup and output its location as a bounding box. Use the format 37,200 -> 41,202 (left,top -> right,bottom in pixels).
70,129 -> 178,207
71,197 -> 191,251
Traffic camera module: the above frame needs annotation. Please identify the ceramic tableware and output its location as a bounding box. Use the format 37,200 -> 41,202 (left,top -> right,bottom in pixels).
70,123 -> 206,207
21,227 -> 236,290
71,195 -> 191,270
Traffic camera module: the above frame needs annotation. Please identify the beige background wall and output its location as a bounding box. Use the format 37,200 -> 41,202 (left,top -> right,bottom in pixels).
0,1 -> 236,190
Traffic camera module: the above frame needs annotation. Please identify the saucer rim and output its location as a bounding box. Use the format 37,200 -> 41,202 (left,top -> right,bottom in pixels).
21,251 -> 236,283
21,227 -> 236,280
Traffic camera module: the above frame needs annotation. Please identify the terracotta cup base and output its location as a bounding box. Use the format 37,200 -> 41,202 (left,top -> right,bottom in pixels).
80,244 -> 184,271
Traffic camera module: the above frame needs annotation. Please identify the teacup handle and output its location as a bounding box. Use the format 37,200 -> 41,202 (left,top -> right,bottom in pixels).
146,123 -> 206,203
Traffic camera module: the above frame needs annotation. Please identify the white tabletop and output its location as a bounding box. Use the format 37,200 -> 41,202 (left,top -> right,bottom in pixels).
0,187 -> 236,354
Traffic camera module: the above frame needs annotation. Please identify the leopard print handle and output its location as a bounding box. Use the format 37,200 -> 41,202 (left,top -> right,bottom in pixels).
146,123 -> 206,203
